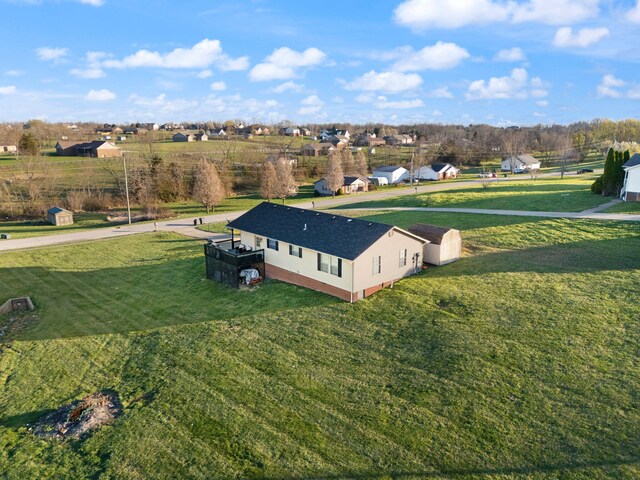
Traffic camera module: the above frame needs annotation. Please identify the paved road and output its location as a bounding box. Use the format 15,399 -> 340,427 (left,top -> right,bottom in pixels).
343,206 -> 640,222
2,172 -> 631,253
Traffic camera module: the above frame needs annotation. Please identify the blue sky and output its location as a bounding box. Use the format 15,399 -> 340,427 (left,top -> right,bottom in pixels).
2,0 -> 640,126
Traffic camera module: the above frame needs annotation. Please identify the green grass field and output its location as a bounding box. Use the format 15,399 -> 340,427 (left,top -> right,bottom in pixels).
604,201 -> 640,214
335,178 -> 611,213
0,211 -> 638,479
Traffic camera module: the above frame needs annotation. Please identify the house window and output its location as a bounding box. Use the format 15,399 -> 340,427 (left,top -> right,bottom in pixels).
267,238 -> 279,251
255,236 -> 262,248
289,245 -> 302,258
399,249 -> 407,267
330,256 -> 340,276
317,253 -> 342,277
373,255 -> 382,275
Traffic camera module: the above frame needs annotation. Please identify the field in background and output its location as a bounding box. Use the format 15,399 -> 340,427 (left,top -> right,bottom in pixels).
0,213 -> 638,478
335,177 -> 610,213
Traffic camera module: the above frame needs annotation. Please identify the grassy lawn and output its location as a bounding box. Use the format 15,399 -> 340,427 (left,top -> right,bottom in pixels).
604,202 -> 640,214
334,178 -> 610,213
0,213 -> 638,479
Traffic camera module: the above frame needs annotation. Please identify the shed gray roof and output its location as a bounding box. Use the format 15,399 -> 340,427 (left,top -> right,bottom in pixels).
505,154 -> 539,165
408,223 -> 459,245
227,202 -> 421,260
623,153 -> 640,169
48,207 -> 71,215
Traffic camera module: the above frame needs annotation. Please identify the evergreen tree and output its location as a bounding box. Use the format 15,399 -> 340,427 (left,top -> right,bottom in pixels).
18,132 -> 39,156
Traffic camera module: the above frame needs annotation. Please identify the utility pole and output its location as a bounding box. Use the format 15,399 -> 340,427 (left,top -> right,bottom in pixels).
123,155 -> 132,225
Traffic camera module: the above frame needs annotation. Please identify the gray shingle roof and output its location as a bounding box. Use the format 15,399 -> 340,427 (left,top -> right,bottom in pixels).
623,153 -> 640,169
227,202 -> 396,260
374,166 -> 404,173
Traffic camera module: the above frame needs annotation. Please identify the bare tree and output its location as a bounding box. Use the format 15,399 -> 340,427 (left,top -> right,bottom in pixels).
259,161 -> 278,201
192,159 -> 225,213
354,151 -> 368,177
340,148 -> 355,174
274,158 -> 298,203
325,151 -> 344,197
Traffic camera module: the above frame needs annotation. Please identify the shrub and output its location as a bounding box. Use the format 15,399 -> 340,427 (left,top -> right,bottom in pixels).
142,203 -> 173,220
65,190 -> 87,212
591,176 -> 603,195
83,191 -> 113,212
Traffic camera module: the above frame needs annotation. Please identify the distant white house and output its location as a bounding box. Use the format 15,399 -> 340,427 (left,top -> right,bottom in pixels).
416,163 -> 460,181
621,153 -> 640,202
1,145 -> 17,153
372,166 -> 409,184
501,155 -> 541,172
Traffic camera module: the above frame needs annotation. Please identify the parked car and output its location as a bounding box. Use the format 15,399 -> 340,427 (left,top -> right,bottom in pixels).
576,168 -> 594,174
478,172 -> 492,178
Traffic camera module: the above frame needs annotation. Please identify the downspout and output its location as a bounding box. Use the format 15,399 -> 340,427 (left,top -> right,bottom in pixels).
350,259 -> 355,303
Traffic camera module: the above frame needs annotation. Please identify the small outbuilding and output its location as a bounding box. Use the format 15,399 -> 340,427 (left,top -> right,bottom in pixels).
408,223 -> 461,266
47,207 -> 74,226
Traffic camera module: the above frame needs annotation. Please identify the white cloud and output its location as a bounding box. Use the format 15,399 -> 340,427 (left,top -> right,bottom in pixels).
494,47 -> 525,62
597,75 -> 625,98
391,42 -> 469,71
393,0 -> 599,30
102,39 -> 249,71
553,26 -> 609,48
78,0 -> 104,5
374,97 -> 424,109
345,70 -> 423,93
196,69 -> 213,79
537,100 -> 549,107
70,67 -> 105,79
393,0 -> 510,30
466,68 -> 547,100
297,94 -> 324,115
628,1 -> 640,23
272,81 -> 304,93
0,86 -> 17,95
628,86 -> 640,99
128,93 -> 167,106
429,86 -> 454,98
210,81 -> 227,91
511,0 -> 600,25
85,89 -> 116,101
5,70 -> 25,76
249,47 -> 325,81
36,47 -> 68,62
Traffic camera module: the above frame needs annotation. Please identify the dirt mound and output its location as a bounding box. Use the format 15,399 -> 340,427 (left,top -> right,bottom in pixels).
32,390 -> 122,440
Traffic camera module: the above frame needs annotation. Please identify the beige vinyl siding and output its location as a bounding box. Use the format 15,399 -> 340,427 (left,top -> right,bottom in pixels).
352,229 -> 423,292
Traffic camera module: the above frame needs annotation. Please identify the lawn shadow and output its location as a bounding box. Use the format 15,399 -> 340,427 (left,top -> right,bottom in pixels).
436,236 -> 640,277
0,408 -> 56,428
2,257 -> 338,342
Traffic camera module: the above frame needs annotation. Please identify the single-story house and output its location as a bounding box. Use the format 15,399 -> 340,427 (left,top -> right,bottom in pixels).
47,207 -> 74,226
621,153 -> 640,202
326,135 -> 350,147
408,223 -> 461,266
385,134 -> 414,146
372,166 -> 409,184
172,132 -> 194,142
210,129 -> 227,139
314,175 -> 369,196
501,155 -> 541,172
416,163 -> 460,181
300,143 -> 336,156
55,140 -> 121,158
1,145 -> 17,153
353,134 -> 386,147
220,202 -> 427,302
320,129 -> 350,141
195,133 -> 208,142
117,136 -> 127,141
